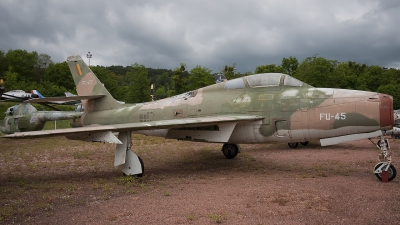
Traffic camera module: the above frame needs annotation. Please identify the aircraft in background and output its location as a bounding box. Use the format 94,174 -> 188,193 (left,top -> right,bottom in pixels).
2,55 -> 396,182
1,89 -> 45,101
213,73 -> 227,83
1,103 -> 83,134
1,89 -> 84,105
64,92 -> 76,97
384,110 -> 400,138
0,79 -> 4,97
2,90 -> 33,100
385,127 -> 400,139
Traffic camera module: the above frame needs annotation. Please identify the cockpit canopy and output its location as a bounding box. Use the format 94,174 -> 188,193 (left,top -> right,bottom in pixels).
224,73 -> 310,90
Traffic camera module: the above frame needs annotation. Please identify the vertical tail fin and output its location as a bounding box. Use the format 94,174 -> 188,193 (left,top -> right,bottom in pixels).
64,92 -> 76,97
31,90 -> 45,98
66,55 -> 121,111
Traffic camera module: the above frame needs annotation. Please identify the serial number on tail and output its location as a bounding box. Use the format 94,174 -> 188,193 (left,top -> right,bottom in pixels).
319,112 -> 346,120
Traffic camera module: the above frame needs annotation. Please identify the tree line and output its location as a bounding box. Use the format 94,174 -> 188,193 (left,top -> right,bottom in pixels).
1,49 -> 400,108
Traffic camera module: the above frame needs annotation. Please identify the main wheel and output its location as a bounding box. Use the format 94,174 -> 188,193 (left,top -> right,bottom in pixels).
374,163 -> 397,181
222,144 -> 239,159
300,141 -> 309,146
288,142 -> 298,148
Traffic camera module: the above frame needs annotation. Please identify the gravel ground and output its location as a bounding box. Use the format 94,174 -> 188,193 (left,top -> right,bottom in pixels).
2,137 -> 400,224
0,136 -> 400,224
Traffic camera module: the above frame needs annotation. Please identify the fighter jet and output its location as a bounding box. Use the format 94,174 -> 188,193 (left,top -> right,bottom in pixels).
2,55 -> 395,182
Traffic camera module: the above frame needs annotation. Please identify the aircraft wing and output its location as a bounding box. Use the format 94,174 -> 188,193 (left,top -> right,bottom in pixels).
2,115 -> 264,140
1,93 -> 28,102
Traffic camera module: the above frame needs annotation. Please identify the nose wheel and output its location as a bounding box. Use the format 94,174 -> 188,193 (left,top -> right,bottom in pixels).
370,136 -> 396,182
373,162 -> 397,181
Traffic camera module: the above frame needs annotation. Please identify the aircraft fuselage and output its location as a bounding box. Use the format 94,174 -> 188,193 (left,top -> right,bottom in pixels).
77,73 -> 393,144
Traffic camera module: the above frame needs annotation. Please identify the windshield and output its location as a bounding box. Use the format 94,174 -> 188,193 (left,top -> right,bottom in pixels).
247,73 -> 282,87
283,75 -> 304,87
246,73 -> 309,88
224,78 -> 245,89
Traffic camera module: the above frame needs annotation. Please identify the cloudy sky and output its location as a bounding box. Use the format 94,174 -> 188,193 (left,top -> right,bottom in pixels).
1,0 -> 399,73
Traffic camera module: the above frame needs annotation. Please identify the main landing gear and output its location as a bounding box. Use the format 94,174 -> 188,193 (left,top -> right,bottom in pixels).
370,136 -> 397,182
222,143 -> 240,159
115,131 -> 144,177
288,141 -> 309,148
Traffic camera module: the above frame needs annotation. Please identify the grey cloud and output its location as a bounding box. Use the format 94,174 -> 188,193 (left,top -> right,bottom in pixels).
0,0 -> 399,73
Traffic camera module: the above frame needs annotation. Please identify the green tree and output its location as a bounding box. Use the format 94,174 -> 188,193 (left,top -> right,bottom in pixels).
377,83 -> 400,109
43,62 -> 75,94
155,72 -> 172,92
3,66 -> 22,90
330,62 -> 357,89
356,65 -> 384,91
222,64 -> 237,80
5,49 -> 39,83
172,63 -> 187,94
36,53 -> 53,68
187,66 -> 214,90
255,64 -> 285,74
295,55 -> 337,87
0,50 -> 6,77
34,53 -> 54,87
126,63 -> 151,103
281,56 -> 298,75
155,86 -> 167,99
91,66 -> 124,101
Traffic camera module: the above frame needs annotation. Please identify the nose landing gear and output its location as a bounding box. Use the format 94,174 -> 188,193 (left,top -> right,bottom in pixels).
370,136 -> 397,182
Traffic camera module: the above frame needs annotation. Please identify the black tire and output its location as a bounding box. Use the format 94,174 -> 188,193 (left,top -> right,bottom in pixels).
300,141 -> 309,146
136,156 -> 144,177
222,144 -> 239,159
374,163 -> 397,181
288,142 -> 299,148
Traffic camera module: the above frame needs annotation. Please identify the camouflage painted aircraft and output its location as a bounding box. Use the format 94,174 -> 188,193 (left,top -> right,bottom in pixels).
2,55 -> 396,181
1,103 -> 83,134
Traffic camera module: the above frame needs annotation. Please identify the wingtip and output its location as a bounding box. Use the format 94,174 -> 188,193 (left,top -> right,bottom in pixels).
66,55 -> 83,62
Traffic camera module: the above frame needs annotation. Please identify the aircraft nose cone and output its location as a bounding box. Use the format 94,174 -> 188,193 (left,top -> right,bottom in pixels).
379,93 -> 394,130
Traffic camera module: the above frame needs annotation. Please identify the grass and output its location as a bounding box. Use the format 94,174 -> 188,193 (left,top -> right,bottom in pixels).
208,212 -> 227,223
186,213 -> 196,221
272,194 -> 290,206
